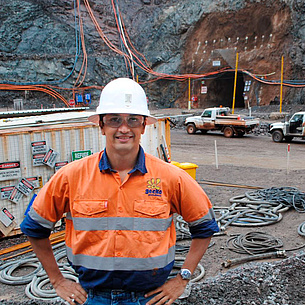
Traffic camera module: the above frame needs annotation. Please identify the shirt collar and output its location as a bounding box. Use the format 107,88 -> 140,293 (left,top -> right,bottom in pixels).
99,146 -> 147,174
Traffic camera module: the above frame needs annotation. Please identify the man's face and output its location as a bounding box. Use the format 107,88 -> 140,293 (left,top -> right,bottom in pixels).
100,114 -> 146,154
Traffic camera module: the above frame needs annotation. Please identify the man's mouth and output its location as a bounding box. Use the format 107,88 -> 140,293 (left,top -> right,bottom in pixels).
116,135 -> 133,142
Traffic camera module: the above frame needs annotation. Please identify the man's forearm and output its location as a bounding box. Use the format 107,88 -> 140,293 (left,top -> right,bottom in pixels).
181,236 -> 211,274
28,236 -> 64,286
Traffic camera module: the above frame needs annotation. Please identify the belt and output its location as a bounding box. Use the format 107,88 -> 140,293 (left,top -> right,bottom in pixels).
88,288 -> 148,296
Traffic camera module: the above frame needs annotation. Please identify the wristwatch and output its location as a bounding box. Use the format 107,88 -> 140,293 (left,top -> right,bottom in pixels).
180,268 -> 192,280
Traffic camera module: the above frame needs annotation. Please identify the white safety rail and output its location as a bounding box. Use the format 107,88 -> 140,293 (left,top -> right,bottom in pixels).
0,112 -> 170,235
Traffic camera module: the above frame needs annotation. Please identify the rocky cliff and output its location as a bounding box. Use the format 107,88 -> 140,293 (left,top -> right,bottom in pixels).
0,0 -> 304,110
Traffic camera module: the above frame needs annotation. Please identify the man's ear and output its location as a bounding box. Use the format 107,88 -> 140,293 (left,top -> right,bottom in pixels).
99,121 -> 105,135
141,118 -> 147,135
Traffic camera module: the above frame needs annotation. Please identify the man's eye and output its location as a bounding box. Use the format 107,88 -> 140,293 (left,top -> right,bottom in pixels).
128,117 -> 139,122
109,117 -> 121,123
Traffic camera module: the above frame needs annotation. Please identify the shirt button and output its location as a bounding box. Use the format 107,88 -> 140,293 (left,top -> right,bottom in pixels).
117,252 -> 122,257
118,207 -> 123,213
117,230 -> 122,235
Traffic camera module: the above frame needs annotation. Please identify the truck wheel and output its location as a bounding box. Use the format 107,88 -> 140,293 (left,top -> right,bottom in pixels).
223,127 -> 234,138
272,130 -> 284,142
186,124 -> 197,134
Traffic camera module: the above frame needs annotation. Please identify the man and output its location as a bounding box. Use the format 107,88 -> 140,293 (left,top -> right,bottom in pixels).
21,78 -> 219,305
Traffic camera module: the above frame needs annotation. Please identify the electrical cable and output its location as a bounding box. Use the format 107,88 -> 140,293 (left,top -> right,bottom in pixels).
1,0 -> 81,86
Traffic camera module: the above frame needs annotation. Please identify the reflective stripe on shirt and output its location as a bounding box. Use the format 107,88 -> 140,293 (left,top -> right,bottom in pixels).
188,208 -> 217,227
29,206 -> 55,230
66,244 -> 176,271
66,213 -> 173,232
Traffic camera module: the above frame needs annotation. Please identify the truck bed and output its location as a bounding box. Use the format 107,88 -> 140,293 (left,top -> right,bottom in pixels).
214,118 -> 259,127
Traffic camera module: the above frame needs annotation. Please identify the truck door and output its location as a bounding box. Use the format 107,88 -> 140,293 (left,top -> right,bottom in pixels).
289,114 -> 303,134
200,110 -> 214,129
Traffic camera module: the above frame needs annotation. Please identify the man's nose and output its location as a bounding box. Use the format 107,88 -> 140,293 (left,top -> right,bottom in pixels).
118,119 -> 130,132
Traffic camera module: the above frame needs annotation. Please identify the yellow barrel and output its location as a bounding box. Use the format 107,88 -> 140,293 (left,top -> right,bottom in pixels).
171,161 -> 198,180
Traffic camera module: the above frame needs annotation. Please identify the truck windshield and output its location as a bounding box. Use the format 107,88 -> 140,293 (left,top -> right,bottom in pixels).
202,110 -> 212,117
290,114 -> 303,123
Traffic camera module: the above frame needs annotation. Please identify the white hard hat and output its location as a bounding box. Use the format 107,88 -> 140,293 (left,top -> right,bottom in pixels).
88,78 -> 157,125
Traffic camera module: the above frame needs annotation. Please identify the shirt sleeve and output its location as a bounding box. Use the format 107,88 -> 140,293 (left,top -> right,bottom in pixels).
170,168 -> 219,238
20,168 -> 69,238
189,219 -> 219,238
20,212 -> 52,238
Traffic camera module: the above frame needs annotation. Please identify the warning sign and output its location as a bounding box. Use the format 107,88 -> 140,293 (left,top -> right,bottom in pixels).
0,207 -> 17,236
16,178 -> 35,196
201,86 -> 207,94
8,187 -> 24,204
0,161 -> 21,181
72,150 -> 92,161
25,176 -> 43,189
42,149 -> 59,168
0,186 -> 15,200
55,161 -> 69,172
69,99 -> 75,107
33,153 -> 45,166
31,141 -> 47,155
0,208 -> 14,227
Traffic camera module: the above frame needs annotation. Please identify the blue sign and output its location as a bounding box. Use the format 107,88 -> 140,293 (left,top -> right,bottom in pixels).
85,93 -> 91,104
76,94 -> 83,103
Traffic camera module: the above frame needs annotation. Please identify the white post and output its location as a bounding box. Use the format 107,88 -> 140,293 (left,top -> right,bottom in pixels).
215,140 -> 219,169
287,144 -> 290,175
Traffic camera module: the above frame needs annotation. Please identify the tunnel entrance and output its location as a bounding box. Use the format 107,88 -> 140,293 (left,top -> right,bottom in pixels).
204,72 -> 245,108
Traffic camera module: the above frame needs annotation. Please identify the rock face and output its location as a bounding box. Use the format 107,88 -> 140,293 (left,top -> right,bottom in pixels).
0,0 -> 304,109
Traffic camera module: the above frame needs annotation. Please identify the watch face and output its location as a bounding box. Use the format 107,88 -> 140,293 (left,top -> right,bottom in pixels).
180,269 -> 192,280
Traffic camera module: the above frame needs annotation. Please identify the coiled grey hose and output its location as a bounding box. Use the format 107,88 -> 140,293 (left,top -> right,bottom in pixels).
245,187 -> 305,212
298,221 -> 305,237
176,215 -> 191,239
213,187 -> 305,229
215,206 -> 282,229
0,242 -> 66,286
226,231 -> 284,255
0,257 -> 43,285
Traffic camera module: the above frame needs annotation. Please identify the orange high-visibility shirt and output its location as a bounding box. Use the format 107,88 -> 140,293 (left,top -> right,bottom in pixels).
21,147 -> 219,291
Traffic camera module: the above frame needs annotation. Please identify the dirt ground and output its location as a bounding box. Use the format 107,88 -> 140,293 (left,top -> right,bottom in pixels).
170,128 -> 305,276
1,107 -> 305,304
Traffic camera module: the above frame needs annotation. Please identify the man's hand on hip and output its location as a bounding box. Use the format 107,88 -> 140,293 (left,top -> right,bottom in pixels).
53,277 -> 87,305
144,276 -> 188,305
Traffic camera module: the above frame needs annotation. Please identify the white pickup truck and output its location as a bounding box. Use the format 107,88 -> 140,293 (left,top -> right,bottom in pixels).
268,111 -> 305,142
185,107 -> 259,137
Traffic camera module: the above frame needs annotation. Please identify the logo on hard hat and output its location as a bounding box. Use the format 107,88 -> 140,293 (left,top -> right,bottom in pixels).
125,94 -> 132,108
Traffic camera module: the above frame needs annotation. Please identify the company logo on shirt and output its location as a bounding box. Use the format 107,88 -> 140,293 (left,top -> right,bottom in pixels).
145,178 -> 162,196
